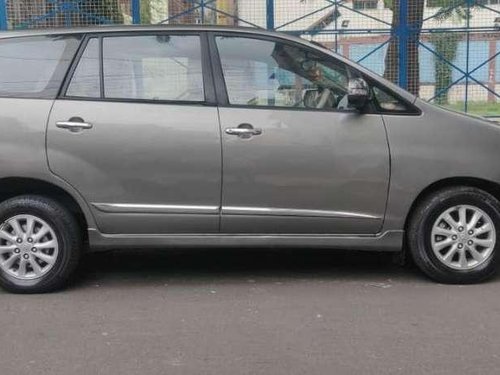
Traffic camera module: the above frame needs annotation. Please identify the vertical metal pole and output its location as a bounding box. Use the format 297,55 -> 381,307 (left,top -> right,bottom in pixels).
334,2 -> 338,52
201,0 -> 205,24
488,39 -> 496,103
464,0 -> 471,113
132,0 -> 141,24
266,0 -> 275,106
266,0 -> 274,30
398,0 -> 408,90
0,0 -> 8,30
64,7 -> 71,28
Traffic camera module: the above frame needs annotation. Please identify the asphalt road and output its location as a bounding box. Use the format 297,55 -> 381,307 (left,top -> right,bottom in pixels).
1,248 -> 500,375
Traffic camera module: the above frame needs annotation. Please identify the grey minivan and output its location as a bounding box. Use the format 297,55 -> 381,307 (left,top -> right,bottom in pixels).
0,25 -> 499,293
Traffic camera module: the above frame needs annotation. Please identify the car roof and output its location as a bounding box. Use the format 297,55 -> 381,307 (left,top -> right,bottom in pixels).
0,24 -> 296,40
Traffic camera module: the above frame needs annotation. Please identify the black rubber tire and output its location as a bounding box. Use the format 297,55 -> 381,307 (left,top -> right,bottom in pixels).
0,195 -> 82,293
408,186 -> 500,284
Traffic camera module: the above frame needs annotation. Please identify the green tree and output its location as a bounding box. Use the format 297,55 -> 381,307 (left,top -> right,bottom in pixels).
429,32 -> 462,105
428,0 -> 474,105
383,0 -> 475,97
383,0 -> 425,96
141,0 -> 152,24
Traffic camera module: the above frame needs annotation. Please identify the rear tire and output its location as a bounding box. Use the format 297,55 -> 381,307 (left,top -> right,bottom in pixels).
0,195 -> 82,293
408,186 -> 500,284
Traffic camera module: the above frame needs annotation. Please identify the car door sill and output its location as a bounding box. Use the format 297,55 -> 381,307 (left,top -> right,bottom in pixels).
87,229 -> 404,252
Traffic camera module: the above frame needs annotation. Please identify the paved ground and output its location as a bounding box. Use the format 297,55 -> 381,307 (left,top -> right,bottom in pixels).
1,248 -> 500,375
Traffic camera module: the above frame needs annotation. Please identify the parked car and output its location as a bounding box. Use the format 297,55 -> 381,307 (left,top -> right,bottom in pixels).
0,25 -> 499,293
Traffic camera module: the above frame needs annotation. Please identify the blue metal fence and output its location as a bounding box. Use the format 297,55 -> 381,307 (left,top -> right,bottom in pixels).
0,0 -> 6,30
0,0 -> 499,116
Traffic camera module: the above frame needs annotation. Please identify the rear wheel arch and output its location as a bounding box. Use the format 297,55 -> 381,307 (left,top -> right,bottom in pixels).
0,177 -> 92,241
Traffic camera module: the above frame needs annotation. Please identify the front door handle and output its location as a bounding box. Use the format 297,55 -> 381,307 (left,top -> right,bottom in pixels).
225,123 -> 262,138
56,117 -> 93,132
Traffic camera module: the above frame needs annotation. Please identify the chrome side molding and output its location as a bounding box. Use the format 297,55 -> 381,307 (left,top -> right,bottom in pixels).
92,203 -> 379,220
92,203 -> 219,215
222,206 -> 380,219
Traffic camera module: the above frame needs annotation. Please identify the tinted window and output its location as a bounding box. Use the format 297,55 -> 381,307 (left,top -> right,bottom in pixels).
66,38 -> 100,98
216,36 -> 350,110
372,86 -> 410,113
0,36 -> 80,98
102,35 -> 204,101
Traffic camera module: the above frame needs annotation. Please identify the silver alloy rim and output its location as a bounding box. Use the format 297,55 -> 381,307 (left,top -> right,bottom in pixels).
0,215 -> 59,280
431,205 -> 496,270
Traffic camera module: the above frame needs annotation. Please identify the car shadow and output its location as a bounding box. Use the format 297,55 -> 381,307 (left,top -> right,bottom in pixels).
75,248 -> 425,288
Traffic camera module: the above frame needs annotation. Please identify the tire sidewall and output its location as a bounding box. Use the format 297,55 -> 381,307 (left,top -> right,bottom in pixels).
411,188 -> 500,283
0,196 -> 80,292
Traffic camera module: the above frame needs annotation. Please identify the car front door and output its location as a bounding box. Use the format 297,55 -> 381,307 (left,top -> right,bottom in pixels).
47,33 -> 222,234
212,34 -> 390,234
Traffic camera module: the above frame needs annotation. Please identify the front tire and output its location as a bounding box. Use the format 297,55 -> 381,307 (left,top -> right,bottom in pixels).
0,195 -> 82,293
408,186 -> 500,284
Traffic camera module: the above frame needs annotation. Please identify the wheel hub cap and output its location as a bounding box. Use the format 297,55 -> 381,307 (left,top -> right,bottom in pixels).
0,215 -> 59,280
431,205 -> 496,270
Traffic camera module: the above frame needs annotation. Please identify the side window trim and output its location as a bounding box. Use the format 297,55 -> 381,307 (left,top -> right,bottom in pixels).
99,36 -> 105,99
60,31 -> 216,106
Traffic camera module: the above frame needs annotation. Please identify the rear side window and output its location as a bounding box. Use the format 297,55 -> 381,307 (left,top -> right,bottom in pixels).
65,34 -> 204,102
103,34 -> 204,102
0,36 -> 80,98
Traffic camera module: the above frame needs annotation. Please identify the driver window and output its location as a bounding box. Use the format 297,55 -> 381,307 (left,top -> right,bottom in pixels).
215,36 -> 350,110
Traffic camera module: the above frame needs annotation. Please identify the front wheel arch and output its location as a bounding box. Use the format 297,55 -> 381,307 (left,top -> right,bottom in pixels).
405,177 -> 500,234
406,185 -> 500,283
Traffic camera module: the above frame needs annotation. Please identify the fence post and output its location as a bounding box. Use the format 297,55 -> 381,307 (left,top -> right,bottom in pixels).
0,0 -> 7,31
132,0 -> 141,24
398,0 -> 408,90
266,0 -> 274,30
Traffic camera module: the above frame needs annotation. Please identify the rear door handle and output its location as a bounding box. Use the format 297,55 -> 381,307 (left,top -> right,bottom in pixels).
56,117 -> 93,132
225,124 -> 262,138
225,128 -> 262,136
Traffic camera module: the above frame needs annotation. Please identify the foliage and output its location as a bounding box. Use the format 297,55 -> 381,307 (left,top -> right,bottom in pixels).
428,33 -> 462,105
141,0 -> 152,24
428,0 -> 472,21
428,0 -> 477,103
383,0 -> 477,98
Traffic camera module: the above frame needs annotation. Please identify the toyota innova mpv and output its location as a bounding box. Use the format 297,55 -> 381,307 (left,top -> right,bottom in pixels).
0,26 -> 499,293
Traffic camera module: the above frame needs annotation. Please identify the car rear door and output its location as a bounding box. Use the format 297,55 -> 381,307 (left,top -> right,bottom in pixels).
211,33 -> 390,234
47,32 -> 222,234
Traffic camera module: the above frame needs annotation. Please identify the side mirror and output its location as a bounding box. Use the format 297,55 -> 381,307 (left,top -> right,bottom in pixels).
347,78 -> 369,110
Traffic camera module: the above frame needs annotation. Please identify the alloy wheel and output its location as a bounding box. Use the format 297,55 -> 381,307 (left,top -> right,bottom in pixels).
0,214 -> 59,280
431,205 -> 496,270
